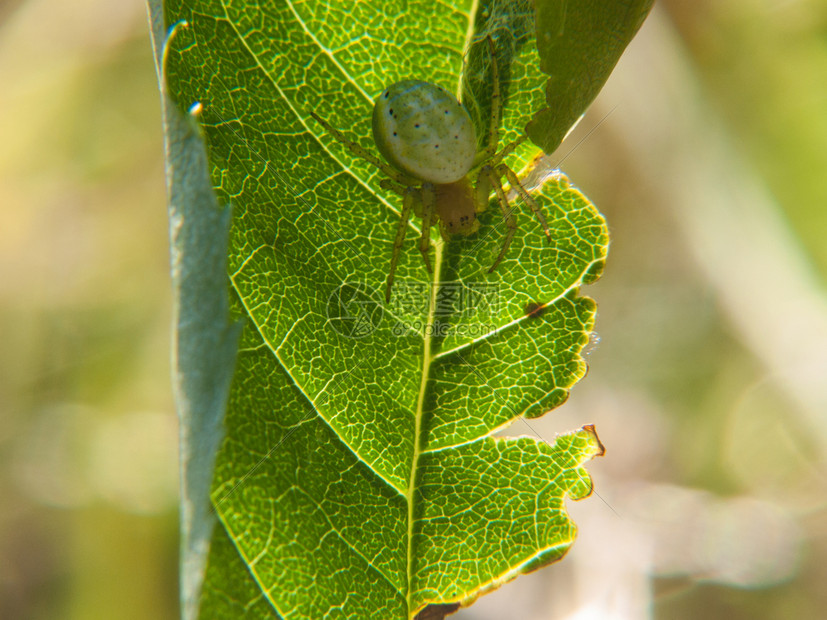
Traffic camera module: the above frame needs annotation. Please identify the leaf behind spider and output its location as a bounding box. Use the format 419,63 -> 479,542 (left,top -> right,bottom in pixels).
527,0 -> 655,153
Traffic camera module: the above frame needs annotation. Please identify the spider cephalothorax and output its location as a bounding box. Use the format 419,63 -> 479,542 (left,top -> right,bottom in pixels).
311,41 -> 551,302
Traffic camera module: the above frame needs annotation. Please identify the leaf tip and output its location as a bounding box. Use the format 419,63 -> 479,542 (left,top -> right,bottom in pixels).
582,423 -> 606,458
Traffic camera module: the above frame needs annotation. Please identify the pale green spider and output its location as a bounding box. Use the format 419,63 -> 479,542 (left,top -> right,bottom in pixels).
310,42 -> 551,302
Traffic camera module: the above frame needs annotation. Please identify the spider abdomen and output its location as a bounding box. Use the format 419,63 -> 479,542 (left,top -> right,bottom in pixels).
372,80 -> 476,185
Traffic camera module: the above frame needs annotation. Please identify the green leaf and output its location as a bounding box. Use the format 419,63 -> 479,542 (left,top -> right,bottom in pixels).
148,2 -> 242,618
528,0 -> 656,153
160,0 -> 631,617
198,526 -> 277,619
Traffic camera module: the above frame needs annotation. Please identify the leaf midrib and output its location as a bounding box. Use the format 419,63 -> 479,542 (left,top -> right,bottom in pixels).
405,4 -> 479,610
406,236 -> 445,617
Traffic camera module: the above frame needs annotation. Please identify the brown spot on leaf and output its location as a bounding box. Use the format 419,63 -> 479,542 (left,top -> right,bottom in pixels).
524,301 -> 547,319
414,603 -> 462,620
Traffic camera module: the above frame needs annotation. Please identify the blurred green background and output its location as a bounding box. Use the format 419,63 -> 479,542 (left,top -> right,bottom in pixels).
0,1 -> 176,618
0,1 -> 825,619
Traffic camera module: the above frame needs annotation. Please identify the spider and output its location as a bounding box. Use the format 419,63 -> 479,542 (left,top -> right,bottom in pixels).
310,41 -> 551,302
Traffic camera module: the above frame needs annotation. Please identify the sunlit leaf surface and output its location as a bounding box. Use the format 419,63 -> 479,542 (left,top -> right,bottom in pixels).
161,0 -> 639,617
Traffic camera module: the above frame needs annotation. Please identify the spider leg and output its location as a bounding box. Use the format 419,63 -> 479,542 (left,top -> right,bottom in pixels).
309,111 -> 413,186
418,184 -> 435,274
385,188 -> 417,303
481,36 -> 502,161
380,180 -> 423,217
499,165 -> 552,243
486,168 -> 517,273
379,178 -> 409,197
474,167 -> 492,214
492,134 -> 527,164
